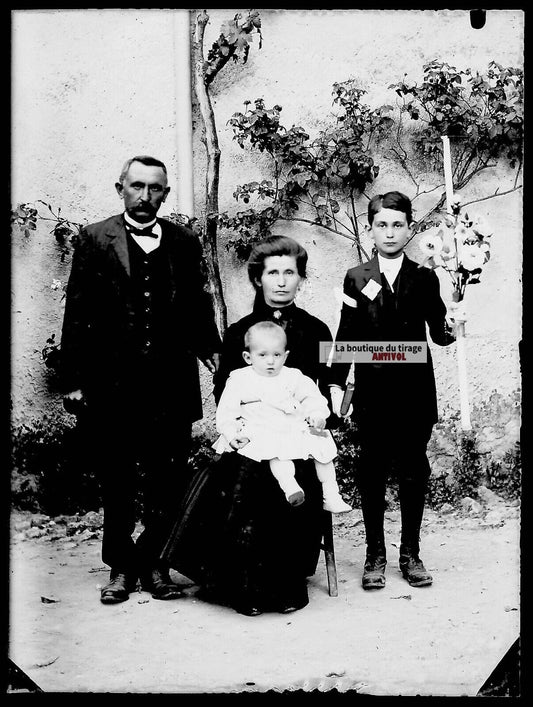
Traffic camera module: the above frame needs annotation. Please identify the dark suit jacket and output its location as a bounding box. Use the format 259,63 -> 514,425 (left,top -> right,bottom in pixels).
331,255 -> 455,425
60,214 -> 221,422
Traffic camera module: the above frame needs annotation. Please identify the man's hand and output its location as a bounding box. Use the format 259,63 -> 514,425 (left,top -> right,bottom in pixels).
63,389 -> 86,415
230,436 -> 250,450
202,353 -> 220,375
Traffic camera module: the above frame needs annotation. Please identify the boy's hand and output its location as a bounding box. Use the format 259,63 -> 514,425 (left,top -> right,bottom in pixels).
230,436 -> 250,450
330,386 -> 352,417
329,386 -> 344,417
448,301 -> 467,332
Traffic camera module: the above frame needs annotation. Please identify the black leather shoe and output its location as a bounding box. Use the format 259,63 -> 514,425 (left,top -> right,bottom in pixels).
235,604 -> 263,617
278,597 -> 309,614
400,555 -> 433,587
140,568 -> 185,600
195,585 -> 225,604
362,555 -> 387,590
100,572 -> 137,604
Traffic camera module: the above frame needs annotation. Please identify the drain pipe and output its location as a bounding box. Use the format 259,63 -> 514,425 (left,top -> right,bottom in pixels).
173,9 -> 195,219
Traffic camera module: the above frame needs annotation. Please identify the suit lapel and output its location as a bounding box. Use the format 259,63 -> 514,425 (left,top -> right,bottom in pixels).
358,254 -> 418,318
395,255 -> 417,307
105,215 -> 131,277
103,215 -> 177,291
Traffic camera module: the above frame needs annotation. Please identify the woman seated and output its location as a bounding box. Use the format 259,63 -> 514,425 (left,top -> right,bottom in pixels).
161,235 -> 337,616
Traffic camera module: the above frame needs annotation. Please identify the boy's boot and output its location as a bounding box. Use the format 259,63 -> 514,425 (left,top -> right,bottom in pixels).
399,543 -> 432,587
359,485 -> 387,589
399,475 -> 432,586
362,538 -> 387,590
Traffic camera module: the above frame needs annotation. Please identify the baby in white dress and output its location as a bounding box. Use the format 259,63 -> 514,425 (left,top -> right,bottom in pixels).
213,321 -> 352,513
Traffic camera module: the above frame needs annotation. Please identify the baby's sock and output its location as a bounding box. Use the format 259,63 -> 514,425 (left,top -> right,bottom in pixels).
321,480 -> 352,513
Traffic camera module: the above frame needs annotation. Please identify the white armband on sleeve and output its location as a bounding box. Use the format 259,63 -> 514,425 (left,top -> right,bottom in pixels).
343,292 -> 358,308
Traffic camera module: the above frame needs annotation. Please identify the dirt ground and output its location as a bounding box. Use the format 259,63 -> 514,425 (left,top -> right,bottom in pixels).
8,495 -> 521,696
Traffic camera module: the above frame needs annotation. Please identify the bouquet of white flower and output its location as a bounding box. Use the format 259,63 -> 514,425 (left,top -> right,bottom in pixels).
418,197 -> 492,305
418,191 -> 492,431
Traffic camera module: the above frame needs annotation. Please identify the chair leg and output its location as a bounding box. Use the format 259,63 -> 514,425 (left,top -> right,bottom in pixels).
322,511 -> 338,597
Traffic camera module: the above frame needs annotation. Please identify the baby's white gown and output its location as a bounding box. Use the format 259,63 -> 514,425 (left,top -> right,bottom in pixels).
213,366 -> 337,463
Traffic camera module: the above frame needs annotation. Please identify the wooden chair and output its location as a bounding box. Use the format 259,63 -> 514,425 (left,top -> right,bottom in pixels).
321,510 -> 338,597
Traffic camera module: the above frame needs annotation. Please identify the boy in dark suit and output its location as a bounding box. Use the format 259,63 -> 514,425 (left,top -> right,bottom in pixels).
60,155 -> 221,604
330,191 -> 455,590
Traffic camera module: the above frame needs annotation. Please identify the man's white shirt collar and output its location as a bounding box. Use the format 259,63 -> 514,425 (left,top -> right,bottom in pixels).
123,212 -> 161,253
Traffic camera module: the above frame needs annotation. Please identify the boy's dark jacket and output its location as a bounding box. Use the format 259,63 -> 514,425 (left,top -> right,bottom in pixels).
331,254 -> 455,425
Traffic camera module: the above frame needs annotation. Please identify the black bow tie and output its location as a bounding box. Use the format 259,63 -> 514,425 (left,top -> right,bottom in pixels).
126,223 -> 158,238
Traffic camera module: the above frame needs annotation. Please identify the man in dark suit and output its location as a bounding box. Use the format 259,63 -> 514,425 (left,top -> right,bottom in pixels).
330,191 -> 456,591
60,155 -> 221,604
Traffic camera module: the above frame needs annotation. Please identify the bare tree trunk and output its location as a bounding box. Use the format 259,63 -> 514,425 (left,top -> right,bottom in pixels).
192,11 -> 228,336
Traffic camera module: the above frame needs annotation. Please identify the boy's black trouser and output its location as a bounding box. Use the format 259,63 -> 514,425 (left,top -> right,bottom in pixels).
355,421 -> 434,557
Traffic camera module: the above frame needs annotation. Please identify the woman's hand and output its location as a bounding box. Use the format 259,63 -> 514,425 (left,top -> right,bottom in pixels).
230,436 -> 250,450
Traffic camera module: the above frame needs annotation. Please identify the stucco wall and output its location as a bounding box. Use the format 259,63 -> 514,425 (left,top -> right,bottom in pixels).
195,8 -> 523,443
11,9 -> 523,453
11,8 -> 187,425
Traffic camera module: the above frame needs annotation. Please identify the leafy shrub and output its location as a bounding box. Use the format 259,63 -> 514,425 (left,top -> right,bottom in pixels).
331,419 -> 361,507
11,409 -> 521,516
485,441 -> 521,500
11,421 -> 220,518
426,436 -> 482,508
11,416 -> 101,516
452,432 -> 484,497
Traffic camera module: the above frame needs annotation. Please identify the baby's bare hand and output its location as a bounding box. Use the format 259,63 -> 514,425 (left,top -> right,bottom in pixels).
306,416 -> 326,430
230,436 -> 250,450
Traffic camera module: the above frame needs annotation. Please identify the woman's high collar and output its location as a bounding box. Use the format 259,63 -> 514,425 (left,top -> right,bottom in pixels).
252,296 -> 298,320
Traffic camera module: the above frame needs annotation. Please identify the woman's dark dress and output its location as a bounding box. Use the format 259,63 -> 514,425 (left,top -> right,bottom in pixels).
161,298 -> 334,611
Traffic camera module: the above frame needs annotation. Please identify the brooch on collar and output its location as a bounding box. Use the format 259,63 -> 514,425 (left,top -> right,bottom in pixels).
273,310 -> 282,320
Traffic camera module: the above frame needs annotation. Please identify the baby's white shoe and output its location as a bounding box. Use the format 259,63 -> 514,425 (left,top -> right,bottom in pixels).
323,495 -> 352,514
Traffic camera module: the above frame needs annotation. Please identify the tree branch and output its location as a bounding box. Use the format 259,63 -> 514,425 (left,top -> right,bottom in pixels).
193,10 -> 227,334
460,184 -> 522,209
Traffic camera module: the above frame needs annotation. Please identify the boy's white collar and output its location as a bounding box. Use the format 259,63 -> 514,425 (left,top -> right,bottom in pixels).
377,252 -> 404,273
